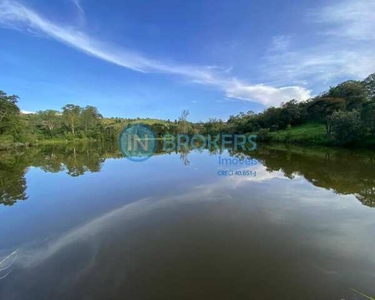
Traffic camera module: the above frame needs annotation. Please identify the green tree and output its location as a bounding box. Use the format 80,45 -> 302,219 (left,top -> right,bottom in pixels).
204,118 -> 225,135
0,90 -> 20,135
62,104 -> 82,136
256,128 -> 271,142
307,97 -> 345,136
81,106 -> 102,133
258,107 -> 283,131
178,109 -> 190,134
329,110 -> 364,145
280,100 -> 307,127
102,125 -> 117,140
327,81 -> 368,111
227,111 -> 257,133
361,100 -> 375,135
37,110 -> 61,136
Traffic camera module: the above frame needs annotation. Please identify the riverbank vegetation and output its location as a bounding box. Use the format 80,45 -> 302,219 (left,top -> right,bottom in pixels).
0,91 -> 175,149
224,73 -> 375,146
1,73 -> 375,149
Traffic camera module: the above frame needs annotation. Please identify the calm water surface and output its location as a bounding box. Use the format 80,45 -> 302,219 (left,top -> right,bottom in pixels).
0,143 -> 374,299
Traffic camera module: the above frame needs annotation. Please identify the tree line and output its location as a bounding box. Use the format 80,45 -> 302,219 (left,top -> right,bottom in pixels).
1,72 -> 375,147
0,94 -> 197,146
0,96 -> 109,145
221,74 -> 375,145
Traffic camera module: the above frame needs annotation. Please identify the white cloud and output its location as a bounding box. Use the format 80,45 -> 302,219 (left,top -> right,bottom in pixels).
71,0 -> 85,22
264,50 -> 375,86
20,110 -> 35,114
262,0 -> 375,87
0,0 -> 311,107
225,80 -> 311,106
71,0 -> 84,16
269,35 -> 292,52
316,0 -> 375,41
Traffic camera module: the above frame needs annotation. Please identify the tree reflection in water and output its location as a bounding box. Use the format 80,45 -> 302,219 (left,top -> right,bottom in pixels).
0,142 -> 375,208
231,144 -> 375,208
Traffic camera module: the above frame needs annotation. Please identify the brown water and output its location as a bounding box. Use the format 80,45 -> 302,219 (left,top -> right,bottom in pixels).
0,143 -> 374,299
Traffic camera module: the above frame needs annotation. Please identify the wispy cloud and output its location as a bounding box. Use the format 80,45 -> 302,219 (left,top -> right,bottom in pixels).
316,0 -> 375,41
71,0 -> 85,20
0,0 -> 311,107
269,35 -> 292,53
263,0 -> 375,87
72,0 -> 84,15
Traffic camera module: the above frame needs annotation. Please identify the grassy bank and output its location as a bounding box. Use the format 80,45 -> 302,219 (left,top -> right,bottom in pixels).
267,123 -> 329,145
0,136 -> 99,150
265,123 -> 375,148
2,122 -> 375,150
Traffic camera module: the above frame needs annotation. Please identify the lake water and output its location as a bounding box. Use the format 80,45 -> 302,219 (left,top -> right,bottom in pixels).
0,143 -> 375,299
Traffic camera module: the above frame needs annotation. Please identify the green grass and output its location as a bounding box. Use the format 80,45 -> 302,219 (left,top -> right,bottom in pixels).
102,118 -> 171,127
266,123 -> 375,148
0,137 -> 100,150
36,138 -> 97,145
268,123 -> 329,145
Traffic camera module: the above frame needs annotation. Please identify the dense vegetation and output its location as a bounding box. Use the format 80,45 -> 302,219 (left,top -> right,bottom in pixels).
1,73 -> 375,148
0,92 -> 180,148
224,73 -> 375,146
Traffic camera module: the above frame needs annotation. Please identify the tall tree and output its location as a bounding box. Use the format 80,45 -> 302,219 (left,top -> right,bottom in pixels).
280,99 -> 306,127
327,81 -> 368,111
178,109 -> 190,134
0,90 -> 20,134
37,110 -> 61,136
81,106 -> 102,133
62,104 -> 81,136
307,97 -> 345,135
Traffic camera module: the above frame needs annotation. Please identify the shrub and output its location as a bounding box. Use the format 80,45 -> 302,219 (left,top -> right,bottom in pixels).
256,128 -> 271,142
329,110 -> 364,145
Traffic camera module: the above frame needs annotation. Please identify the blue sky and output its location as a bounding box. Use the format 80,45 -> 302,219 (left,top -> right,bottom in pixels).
0,0 -> 374,121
